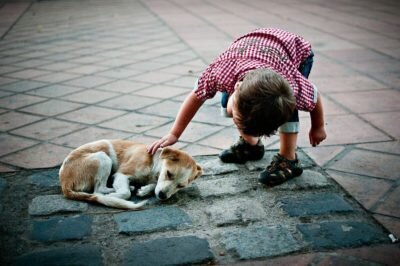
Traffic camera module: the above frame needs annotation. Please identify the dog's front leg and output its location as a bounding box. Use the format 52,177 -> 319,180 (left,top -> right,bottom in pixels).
137,183 -> 156,197
107,172 -> 131,200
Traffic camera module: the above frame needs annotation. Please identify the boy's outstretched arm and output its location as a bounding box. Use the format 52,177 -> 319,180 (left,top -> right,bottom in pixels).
309,91 -> 327,146
148,91 -> 204,154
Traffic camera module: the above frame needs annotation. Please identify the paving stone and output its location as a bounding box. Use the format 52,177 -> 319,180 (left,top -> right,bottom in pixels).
206,198 -> 267,226
245,150 -> 315,172
30,215 -> 92,242
114,206 -> 192,235
15,245 -> 103,266
329,149 -> 400,180
28,169 -> 60,188
29,195 -> 88,216
0,177 -> 6,212
222,225 -> 302,259
279,193 -> 354,217
297,221 -> 387,249
196,176 -> 253,198
0,177 -> 7,194
197,157 -> 239,176
123,236 -> 214,266
274,170 -> 332,190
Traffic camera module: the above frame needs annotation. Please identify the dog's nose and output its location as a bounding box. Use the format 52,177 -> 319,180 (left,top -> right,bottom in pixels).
157,191 -> 167,200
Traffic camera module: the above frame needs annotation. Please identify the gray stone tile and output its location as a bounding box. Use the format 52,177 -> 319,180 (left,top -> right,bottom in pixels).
273,170 -> 332,190
196,176 -> 253,198
29,195 -> 88,216
206,198 -> 267,226
15,245 -> 103,266
30,215 -> 92,242
123,236 -> 214,266
28,169 -> 60,188
222,225 -> 302,259
196,157 -> 239,176
297,220 -> 387,249
0,177 -> 7,194
279,193 -> 354,217
114,206 -> 192,235
0,80 -> 48,93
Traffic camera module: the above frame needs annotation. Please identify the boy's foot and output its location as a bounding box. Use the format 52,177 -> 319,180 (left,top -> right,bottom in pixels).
258,153 -> 303,186
219,137 -> 264,164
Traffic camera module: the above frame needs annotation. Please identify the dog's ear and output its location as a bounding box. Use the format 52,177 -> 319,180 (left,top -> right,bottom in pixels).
195,164 -> 203,179
160,147 -> 180,161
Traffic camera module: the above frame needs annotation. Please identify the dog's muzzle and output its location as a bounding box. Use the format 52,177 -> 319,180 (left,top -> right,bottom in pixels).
157,190 -> 168,200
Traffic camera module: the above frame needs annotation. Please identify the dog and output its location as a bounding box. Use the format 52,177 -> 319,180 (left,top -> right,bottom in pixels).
59,139 -> 202,210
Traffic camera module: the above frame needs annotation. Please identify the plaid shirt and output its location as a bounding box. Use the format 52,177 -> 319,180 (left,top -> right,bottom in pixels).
195,28 -> 316,112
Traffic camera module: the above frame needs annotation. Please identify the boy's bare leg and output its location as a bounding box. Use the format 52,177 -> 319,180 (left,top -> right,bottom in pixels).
240,133 -> 259,146
279,132 -> 297,160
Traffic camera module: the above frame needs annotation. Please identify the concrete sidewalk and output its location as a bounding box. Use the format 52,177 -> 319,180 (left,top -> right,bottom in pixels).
0,0 -> 399,265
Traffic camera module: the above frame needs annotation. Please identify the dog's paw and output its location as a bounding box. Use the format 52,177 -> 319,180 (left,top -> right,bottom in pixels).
136,185 -> 154,197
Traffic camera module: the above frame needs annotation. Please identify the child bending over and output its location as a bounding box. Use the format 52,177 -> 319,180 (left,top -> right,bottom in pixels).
148,28 -> 327,186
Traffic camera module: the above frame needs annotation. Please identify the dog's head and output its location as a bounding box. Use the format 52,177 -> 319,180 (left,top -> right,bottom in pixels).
155,147 -> 202,200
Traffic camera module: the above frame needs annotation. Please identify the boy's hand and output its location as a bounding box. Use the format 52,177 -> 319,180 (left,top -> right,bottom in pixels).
309,126 -> 327,147
147,134 -> 178,155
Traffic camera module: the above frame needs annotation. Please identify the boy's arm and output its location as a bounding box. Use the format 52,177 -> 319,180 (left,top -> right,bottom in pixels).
148,91 -> 204,154
309,91 -> 327,146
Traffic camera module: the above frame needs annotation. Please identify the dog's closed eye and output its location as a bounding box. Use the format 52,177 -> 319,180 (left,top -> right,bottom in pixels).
167,170 -> 174,180
177,184 -> 185,189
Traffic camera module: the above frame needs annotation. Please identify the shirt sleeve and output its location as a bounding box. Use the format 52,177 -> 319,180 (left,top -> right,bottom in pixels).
293,72 -> 317,112
194,64 -> 218,101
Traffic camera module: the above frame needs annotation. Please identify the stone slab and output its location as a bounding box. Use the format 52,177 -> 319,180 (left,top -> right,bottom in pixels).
0,177 -> 7,194
274,170 -> 332,190
114,206 -> 192,235
30,215 -> 92,242
197,157 -> 239,176
222,225 -> 301,259
196,176 -> 252,197
245,150 -> 315,172
297,221 -> 387,249
123,236 -> 214,266
15,245 -> 103,266
29,194 -> 88,216
206,198 -> 267,226
279,193 -> 354,217
28,168 -> 60,188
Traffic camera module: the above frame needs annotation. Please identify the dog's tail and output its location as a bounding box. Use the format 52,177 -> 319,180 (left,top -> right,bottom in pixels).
63,189 -> 147,210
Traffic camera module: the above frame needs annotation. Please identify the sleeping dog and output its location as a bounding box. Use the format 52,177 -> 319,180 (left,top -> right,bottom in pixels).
59,139 -> 202,210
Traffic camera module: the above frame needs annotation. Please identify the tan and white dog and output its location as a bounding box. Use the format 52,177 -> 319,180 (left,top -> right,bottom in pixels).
59,139 -> 202,210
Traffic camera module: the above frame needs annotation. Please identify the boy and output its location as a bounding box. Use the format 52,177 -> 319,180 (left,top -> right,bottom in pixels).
148,28 -> 326,186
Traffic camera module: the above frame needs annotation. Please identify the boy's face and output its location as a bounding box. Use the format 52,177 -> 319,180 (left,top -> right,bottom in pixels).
228,82 -> 243,129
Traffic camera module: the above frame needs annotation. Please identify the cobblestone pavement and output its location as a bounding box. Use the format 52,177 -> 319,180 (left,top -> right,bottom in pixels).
0,0 -> 399,265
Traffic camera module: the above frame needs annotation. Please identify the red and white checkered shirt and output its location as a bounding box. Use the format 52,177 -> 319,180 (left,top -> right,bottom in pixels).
195,28 -> 316,112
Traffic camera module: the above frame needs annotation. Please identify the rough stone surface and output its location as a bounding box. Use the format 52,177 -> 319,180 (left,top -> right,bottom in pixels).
197,157 -> 239,176
297,221 -> 388,249
28,169 -> 60,188
114,207 -> 192,235
196,176 -> 253,197
28,194 -> 88,216
14,245 -> 103,266
206,198 -> 267,226
30,215 -> 92,242
274,170 -> 332,190
123,236 -> 214,266
0,177 -> 6,194
279,193 -> 354,216
222,225 -> 302,259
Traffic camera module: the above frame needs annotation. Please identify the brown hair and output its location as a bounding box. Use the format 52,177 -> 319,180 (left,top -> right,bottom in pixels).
235,69 -> 296,137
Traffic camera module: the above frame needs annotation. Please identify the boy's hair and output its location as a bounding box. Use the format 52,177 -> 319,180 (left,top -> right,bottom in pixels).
235,68 -> 296,137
